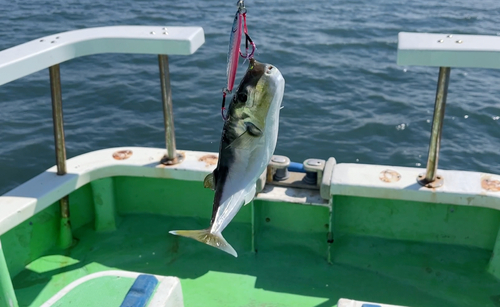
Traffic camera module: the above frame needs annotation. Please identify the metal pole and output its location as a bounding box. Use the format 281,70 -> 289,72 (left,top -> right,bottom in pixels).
418,67 -> 450,188
50,65 -> 67,175
158,55 -> 182,165
49,65 -> 72,248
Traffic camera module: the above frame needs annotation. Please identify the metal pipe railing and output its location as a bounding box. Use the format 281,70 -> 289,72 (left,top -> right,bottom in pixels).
418,67 -> 450,188
49,65 -> 73,248
45,55 -> 183,248
158,54 -> 183,165
49,65 -> 67,175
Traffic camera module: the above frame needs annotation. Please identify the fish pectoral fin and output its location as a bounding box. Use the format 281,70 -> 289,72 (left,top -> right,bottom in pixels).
245,122 -> 263,137
169,229 -> 237,257
203,172 -> 215,190
226,122 -> 262,149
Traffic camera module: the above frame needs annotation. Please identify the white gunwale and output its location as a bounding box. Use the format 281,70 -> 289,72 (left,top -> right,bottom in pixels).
398,32 -> 500,68
0,147 -> 499,237
0,26 -> 205,86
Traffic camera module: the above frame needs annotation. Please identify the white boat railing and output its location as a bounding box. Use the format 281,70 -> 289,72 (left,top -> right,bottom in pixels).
397,32 -> 500,188
0,25 -> 205,248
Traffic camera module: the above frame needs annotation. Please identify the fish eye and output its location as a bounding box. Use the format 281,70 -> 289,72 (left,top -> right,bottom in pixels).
238,92 -> 248,103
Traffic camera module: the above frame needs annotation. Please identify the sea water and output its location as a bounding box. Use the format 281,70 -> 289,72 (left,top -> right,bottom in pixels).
1,0 -> 500,193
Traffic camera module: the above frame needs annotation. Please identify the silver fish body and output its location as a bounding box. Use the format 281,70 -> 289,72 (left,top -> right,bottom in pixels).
170,59 -> 285,257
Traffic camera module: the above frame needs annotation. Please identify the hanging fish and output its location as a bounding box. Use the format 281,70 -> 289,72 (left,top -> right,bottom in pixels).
221,0 -> 256,120
170,59 -> 285,257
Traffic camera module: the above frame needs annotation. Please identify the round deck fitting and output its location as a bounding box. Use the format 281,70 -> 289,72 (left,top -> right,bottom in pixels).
161,153 -> 184,165
482,178 -> 500,192
417,173 -> 444,188
112,150 -> 133,160
379,169 -> 401,183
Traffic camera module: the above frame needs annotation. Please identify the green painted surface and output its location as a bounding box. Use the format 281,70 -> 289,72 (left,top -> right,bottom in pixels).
253,201 -> 329,256
114,177 -> 252,223
51,276 -> 135,307
8,213 -> 500,307
3,177 -> 500,307
57,215 -> 72,250
487,226 -> 500,278
333,195 -> 500,249
0,240 -> 18,307
91,178 -> 119,231
1,203 -> 59,277
69,183 -> 95,230
0,184 -> 95,278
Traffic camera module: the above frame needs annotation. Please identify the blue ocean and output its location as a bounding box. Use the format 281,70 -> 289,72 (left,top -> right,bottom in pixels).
1,0 -> 500,194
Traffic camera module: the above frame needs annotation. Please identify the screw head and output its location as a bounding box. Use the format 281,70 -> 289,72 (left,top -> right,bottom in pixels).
447,34 -> 453,38
438,39 -> 444,43
150,31 -> 155,35
456,40 -> 463,44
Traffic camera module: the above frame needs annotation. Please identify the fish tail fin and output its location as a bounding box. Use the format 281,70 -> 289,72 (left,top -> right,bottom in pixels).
169,229 -> 238,257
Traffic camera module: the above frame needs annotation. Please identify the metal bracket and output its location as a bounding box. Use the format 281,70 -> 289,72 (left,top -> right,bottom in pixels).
160,153 -> 185,165
417,173 -> 444,188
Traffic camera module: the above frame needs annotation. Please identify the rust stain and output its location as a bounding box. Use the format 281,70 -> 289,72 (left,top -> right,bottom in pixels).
379,169 -> 401,183
112,150 -> 133,160
199,154 -> 218,167
482,177 -> 500,192
160,151 -> 186,166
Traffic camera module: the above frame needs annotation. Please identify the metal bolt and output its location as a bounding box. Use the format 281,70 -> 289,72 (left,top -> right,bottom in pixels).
447,34 -> 453,38
40,39 -> 44,42
163,27 -> 168,30
272,156 -> 286,163
56,36 -> 60,39
150,31 -> 156,35
438,39 -> 444,43
307,159 -> 322,166
51,41 -> 56,43
456,40 -> 463,44
163,32 -> 168,35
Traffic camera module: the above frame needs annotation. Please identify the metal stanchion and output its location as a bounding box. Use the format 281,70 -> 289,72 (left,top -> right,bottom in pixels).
158,55 -> 183,165
418,67 -> 451,188
49,65 -> 72,248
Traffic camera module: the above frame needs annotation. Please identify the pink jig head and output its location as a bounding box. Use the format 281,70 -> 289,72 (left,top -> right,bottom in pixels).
221,0 -> 257,121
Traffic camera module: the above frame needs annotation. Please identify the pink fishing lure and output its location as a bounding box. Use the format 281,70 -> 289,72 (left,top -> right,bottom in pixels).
221,0 -> 256,120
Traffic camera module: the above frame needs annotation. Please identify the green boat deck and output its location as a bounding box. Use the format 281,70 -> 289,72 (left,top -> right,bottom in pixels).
2,177 -> 500,307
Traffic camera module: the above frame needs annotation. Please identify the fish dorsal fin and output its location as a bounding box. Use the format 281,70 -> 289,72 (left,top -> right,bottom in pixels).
204,172 -> 216,190
226,122 -> 262,149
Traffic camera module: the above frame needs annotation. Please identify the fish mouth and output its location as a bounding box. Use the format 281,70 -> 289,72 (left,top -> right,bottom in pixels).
265,65 -> 275,75
249,58 -> 277,76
